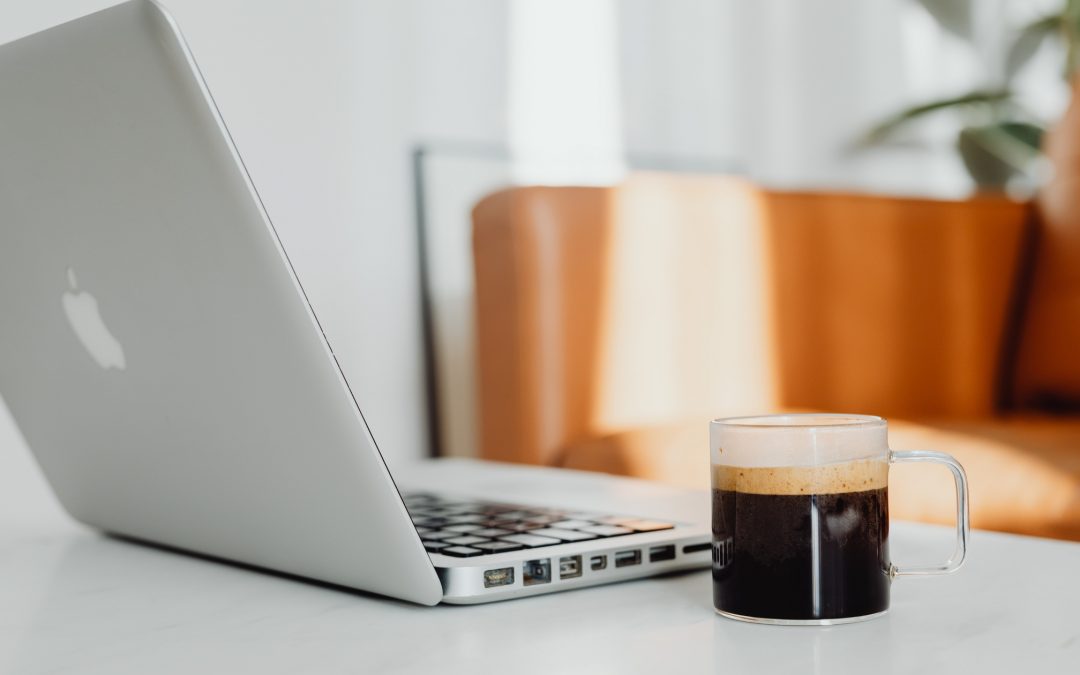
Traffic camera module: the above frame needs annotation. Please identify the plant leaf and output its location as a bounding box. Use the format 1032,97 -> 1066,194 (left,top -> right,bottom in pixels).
1006,15 -> 1062,81
997,121 -> 1045,150
960,123 -> 1045,173
915,0 -> 974,41
958,129 -> 1015,188
859,90 -> 1012,146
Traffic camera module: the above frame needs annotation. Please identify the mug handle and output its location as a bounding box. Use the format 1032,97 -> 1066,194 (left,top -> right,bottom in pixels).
888,450 -> 970,577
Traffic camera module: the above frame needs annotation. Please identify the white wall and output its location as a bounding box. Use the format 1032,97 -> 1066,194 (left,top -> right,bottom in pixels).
0,0 -> 509,480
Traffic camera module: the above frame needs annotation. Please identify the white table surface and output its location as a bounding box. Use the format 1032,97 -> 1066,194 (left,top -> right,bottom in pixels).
2,425 -> 1080,674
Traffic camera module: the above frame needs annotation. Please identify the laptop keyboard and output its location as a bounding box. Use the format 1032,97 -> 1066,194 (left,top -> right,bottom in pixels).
403,493 -> 674,558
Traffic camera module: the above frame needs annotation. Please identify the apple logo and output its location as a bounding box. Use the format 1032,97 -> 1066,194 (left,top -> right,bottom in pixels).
61,267 -> 127,371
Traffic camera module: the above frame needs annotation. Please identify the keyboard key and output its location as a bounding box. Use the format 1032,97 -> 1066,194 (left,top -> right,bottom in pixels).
499,533 -> 561,548
622,520 -> 674,532
424,541 -> 451,552
496,511 -> 535,521
412,517 -> 447,527
445,536 -> 492,546
472,528 -> 512,538
527,514 -> 564,525
414,526 -> 435,535
440,546 -> 484,557
527,528 -> 598,542
550,520 -> 595,530
444,524 -> 482,533
420,530 -> 456,541
579,525 -> 634,537
412,507 -> 450,516
445,514 -> 486,524
473,541 -> 525,553
491,521 -> 543,532
475,506 -> 513,516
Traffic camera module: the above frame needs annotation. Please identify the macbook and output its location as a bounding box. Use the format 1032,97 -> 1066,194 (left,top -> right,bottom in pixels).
0,0 -> 709,604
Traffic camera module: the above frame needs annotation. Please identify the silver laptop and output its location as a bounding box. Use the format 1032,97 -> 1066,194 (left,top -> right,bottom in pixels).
0,0 -> 709,605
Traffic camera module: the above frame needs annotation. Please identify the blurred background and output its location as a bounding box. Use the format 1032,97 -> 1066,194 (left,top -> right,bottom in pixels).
2,0 -> 1079,540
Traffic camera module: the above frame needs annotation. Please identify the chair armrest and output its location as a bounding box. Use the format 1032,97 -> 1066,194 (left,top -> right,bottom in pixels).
557,420 -> 711,490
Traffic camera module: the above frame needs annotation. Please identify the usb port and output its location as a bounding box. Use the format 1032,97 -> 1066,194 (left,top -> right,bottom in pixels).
559,555 -> 582,579
483,567 -> 515,588
683,542 -> 711,554
615,550 -> 641,568
590,555 -> 607,571
523,558 -> 551,586
649,545 -> 676,562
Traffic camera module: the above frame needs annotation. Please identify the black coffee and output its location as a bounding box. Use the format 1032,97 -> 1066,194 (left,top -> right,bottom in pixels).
712,464 -> 890,621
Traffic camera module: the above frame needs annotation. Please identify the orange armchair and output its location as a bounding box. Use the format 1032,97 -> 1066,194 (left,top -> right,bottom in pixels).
471,173 -> 1080,541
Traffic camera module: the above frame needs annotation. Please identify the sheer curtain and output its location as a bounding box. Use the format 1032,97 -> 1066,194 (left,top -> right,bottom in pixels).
507,0 -> 1069,196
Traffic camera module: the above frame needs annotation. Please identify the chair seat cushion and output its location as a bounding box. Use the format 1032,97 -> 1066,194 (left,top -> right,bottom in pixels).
558,416 -> 1080,541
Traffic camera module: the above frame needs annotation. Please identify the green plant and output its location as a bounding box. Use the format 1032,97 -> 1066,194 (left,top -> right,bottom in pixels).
860,0 -> 1080,190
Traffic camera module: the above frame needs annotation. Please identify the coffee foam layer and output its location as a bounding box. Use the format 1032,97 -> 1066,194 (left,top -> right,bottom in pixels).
710,417 -> 888,467
712,460 -> 887,495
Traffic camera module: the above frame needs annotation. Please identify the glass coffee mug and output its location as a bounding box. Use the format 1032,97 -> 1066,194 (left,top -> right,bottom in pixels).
710,414 -> 969,625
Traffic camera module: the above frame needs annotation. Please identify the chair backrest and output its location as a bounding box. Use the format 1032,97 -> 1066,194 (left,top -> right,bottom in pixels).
1012,79 -> 1080,411
764,189 -> 1032,417
471,173 -> 1033,466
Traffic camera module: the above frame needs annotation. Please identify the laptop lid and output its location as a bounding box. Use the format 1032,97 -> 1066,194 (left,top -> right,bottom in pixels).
0,0 -> 442,605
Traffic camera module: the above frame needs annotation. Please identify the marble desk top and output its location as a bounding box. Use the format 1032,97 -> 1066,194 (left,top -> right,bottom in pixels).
2,433 -> 1079,674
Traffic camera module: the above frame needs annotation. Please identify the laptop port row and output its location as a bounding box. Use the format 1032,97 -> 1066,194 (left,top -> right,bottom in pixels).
494,547 -> 674,589
484,542 -> 712,589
